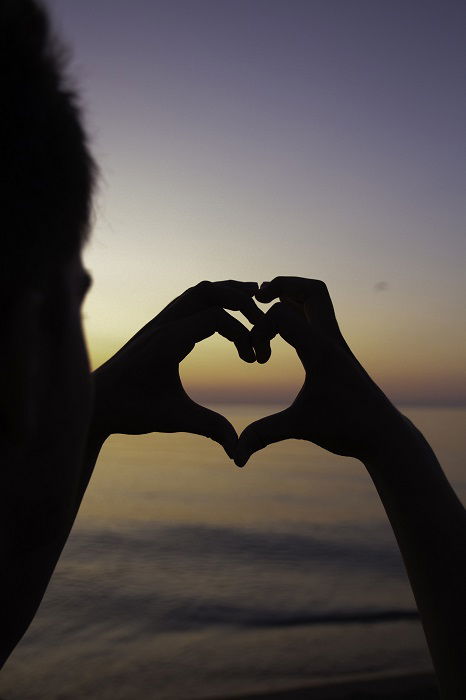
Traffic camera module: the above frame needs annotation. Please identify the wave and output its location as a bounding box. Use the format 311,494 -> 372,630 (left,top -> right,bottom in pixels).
38,581 -> 419,638
241,609 -> 419,628
67,522 -> 404,573
30,523 -> 419,642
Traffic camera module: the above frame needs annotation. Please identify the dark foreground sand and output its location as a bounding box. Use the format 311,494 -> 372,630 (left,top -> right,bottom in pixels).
216,672 -> 438,700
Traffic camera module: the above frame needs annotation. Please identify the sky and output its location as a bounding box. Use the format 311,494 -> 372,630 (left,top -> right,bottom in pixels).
49,0 -> 465,406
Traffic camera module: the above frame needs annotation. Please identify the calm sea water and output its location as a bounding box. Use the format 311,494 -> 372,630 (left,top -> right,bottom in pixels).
1,406 -> 464,699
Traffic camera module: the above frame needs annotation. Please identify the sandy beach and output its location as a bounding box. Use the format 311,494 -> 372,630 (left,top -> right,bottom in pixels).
217,673 -> 438,700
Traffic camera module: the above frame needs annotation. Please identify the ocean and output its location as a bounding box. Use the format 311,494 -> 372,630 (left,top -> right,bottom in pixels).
1,406 -> 464,699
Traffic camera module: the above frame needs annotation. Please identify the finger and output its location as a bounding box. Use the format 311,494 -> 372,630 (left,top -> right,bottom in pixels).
234,409 -> 294,467
279,295 -> 307,319
256,277 -> 340,336
256,276 -> 323,303
250,302 -> 311,364
159,280 -> 263,325
212,281 -> 263,324
221,280 -> 259,297
170,306 -> 256,363
179,398 -> 238,459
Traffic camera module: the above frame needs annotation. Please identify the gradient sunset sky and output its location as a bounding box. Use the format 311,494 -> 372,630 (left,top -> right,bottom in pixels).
50,0 -> 465,406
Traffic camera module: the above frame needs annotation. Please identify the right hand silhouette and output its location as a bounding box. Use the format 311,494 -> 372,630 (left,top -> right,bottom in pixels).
235,277 -> 404,467
91,280 -> 263,458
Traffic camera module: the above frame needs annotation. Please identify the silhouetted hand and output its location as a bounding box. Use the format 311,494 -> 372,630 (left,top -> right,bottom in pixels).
235,277 -> 403,466
91,281 -> 263,458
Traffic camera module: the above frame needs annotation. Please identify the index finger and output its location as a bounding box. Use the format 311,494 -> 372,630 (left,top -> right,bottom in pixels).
250,302 -> 311,364
221,280 -> 260,296
256,277 -> 340,337
160,280 -> 263,325
255,277 -> 330,304
168,306 -> 256,363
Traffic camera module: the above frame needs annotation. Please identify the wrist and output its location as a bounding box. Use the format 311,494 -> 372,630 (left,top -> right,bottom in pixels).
358,406 -> 425,465
361,410 -> 439,486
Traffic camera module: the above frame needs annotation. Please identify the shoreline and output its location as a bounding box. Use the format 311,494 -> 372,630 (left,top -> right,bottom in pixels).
212,672 -> 438,700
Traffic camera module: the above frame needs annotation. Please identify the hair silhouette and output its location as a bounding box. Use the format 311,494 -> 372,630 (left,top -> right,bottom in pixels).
0,0 -> 96,290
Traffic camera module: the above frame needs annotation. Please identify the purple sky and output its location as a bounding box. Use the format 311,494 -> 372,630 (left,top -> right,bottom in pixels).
49,0 -> 466,404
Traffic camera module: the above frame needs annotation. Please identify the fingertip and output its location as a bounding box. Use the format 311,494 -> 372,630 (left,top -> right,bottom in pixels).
255,346 -> 271,364
238,347 -> 256,363
234,453 -> 248,468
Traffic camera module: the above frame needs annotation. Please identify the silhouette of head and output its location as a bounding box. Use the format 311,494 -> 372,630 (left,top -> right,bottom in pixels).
1,0 -> 96,288
0,0 -> 96,449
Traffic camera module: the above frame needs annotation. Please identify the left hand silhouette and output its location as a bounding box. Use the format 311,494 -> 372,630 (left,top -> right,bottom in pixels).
91,280 -> 263,458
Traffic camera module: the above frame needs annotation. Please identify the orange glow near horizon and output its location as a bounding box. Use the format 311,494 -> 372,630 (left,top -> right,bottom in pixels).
86,316 -> 465,407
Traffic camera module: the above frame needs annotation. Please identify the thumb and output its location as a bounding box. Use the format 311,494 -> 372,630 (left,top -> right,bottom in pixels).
234,408 -> 294,467
180,398 -> 238,459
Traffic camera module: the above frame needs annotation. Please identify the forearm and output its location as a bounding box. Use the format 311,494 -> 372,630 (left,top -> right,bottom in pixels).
0,390 -> 107,666
0,527 -> 71,667
1,467 -> 82,667
363,420 -> 466,699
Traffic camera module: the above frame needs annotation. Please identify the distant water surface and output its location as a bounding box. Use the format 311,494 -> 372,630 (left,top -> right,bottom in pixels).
1,406 -> 464,699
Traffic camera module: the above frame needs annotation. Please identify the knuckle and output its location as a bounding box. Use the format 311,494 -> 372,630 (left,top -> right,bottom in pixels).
311,279 -> 328,294
194,280 -> 214,299
301,279 -> 330,305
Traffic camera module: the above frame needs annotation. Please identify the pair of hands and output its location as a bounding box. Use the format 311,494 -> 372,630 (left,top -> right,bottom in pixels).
92,277 -> 401,466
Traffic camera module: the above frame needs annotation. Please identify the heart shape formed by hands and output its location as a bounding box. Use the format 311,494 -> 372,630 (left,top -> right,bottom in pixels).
94,276 -> 393,470
171,276 -> 389,468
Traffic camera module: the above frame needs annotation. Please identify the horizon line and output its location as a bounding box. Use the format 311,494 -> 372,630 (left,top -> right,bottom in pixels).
187,397 -> 466,409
